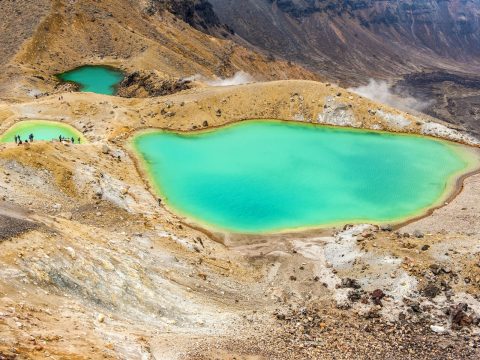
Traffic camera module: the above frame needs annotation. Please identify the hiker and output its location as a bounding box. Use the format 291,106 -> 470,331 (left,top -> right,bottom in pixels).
71,137 -> 75,144
14,135 -> 18,144
59,135 -> 62,142
29,133 -> 34,142
77,137 -> 81,144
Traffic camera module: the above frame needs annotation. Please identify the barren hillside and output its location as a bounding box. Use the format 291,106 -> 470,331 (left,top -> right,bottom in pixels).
1,1 -> 480,359
210,0 -> 480,82
0,0 -> 318,101
210,0 -> 480,135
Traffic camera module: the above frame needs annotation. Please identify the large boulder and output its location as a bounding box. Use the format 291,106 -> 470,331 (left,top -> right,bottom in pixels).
116,70 -> 191,98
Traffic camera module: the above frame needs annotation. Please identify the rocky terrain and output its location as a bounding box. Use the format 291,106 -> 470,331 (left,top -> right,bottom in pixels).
0,0 -> 317,101
116,70 -> 192,98
146,0 -> 234,37
1,0 -> 480,359
0,79 -> 480,359
394,71 -> 480,137
209,0 -> 480,133
210,0 -> 480,81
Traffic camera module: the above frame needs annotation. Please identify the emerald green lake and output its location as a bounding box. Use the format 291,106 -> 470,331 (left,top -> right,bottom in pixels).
0,120 -> 85,143
57,65 -> 124,95
132,121 -> 477,233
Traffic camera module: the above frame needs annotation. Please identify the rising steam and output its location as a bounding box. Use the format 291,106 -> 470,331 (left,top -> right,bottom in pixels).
349,79 -> 433,112
184,71 -> 255,87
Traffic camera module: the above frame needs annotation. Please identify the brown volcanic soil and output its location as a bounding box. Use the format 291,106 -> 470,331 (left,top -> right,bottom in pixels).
0,0 -> 51,66
1,1 -> 480,359
0,0 -> 318,101
0,79 -> 480,359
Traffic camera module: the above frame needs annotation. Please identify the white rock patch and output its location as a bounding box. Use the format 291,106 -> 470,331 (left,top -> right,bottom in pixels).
376,110 -> 411,129
317,97 -> 360,127
422,122 -> 480,145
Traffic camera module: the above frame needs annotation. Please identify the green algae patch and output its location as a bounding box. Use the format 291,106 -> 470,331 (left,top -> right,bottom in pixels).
131,120 -> 479,233
0,120 -> 86,144
56,65 -> 124,95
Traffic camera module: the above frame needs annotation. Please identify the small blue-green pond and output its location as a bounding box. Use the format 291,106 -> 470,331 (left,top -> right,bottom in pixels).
132,120 -> 478,233
57,65 -> 124,95
0,120 -> 86,143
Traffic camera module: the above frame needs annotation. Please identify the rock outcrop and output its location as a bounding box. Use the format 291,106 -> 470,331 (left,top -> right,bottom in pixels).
145,0 -> 234,36
117,70 -> 192,98
210,0 -> 480,81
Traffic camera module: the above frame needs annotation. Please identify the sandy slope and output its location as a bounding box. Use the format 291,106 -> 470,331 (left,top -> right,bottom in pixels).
1,0 -> 480,358
0,0 -> 318,101
0,79 -> 480,358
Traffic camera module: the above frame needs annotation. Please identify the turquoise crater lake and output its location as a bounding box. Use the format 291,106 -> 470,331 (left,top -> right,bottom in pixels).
0,120 -> 86,144
57,65 -> 124,95
132,121 -> 478,233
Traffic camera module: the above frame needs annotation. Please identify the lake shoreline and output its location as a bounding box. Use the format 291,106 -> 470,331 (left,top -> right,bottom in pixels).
0,119 -> 87,143
128,120 -> 480,237
56,65 -> 125,95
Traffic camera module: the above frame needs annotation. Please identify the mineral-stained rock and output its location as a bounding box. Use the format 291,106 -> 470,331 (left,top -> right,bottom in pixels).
380,224 -> 393,232
449,303 -> 474,329
340,278 -> 361,289
422,283 -> 441,298
370,289 -> 385,305
54,81 -> 80,93
348,289 -> 363,302
0,215 -> 38,241
64,246 -> 76,260
413,230 -> 424,238
430,325 -> 447,334
430,264 -> 442,275
117,70 -> 191,98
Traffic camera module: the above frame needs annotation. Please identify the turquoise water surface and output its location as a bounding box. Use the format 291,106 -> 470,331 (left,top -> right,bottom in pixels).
57,65 -> 124,95
0,120 -> 86,143
132,121 -> 476,233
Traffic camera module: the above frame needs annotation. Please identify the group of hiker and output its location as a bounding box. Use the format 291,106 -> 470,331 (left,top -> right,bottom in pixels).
14,133 -> 81,145
14,133 -> 34,145
58,135 -> 81,144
